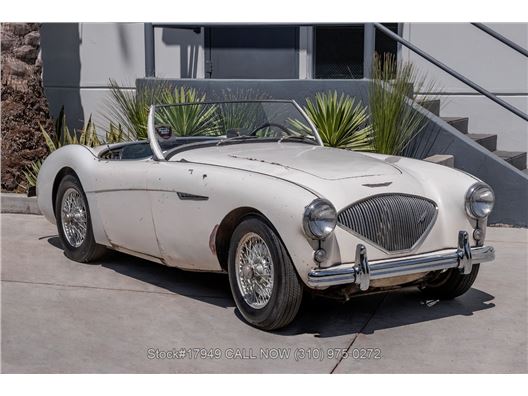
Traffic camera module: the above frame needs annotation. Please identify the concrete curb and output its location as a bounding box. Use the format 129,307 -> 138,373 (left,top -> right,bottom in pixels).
1,193 -> 41,215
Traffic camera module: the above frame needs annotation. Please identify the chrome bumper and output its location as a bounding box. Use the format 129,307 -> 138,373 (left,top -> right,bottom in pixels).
308,231 -> 495,289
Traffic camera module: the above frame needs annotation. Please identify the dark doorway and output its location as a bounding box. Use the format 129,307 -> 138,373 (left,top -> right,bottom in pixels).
314,24 -> 399,79
204,26 -> 299,79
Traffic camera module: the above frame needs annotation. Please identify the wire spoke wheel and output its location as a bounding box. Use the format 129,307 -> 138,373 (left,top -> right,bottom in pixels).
61,187 -> 88,248
235,232 -> 274,309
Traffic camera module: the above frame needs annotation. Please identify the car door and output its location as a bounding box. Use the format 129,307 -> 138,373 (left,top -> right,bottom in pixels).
94,159 -> 161,259
147,161 -> 222,272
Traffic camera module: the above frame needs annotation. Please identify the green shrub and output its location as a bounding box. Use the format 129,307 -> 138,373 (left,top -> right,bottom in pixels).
369,54 -> 435,155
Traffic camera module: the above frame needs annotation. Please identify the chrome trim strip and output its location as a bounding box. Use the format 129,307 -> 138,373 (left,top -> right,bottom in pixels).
177,192 -> 209,201
307,231 -> 495,288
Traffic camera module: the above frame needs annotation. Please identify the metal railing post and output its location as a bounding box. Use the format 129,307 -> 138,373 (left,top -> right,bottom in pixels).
144,23 -> 155,77
363,23 -> 376,79
373,23 -> 528,122
472,23 -> 528,58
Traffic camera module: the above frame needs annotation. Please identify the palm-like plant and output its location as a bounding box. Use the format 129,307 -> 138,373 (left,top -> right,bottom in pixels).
294,91 -> 373,150
369,53 -> 434,155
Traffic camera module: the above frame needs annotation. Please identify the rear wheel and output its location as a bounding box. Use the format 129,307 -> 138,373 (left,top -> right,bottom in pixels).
420,264 -> 480,299
228,218 -> 303,331
55,174 -> 106,263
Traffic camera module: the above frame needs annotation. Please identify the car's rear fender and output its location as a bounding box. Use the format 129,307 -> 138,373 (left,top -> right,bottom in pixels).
36,145 -> 110,246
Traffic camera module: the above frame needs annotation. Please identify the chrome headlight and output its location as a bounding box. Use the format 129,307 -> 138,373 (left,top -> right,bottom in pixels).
465,182 -> 495,219
303,199 -> 337,239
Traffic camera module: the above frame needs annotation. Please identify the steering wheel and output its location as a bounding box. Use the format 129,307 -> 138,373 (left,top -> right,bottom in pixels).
249,123 -> 290,137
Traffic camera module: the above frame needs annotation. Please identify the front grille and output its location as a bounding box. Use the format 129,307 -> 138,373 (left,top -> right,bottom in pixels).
337,194 -> 437,252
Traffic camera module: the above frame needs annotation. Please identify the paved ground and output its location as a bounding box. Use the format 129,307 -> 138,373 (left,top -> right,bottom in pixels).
1,213 -> 527,373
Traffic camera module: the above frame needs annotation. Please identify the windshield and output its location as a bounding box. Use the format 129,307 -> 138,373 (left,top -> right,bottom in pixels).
151,100 -> 320,145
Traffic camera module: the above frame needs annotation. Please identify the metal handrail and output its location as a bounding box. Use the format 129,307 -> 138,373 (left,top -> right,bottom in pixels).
471,23 -> 528,58
373,23 -> 528,122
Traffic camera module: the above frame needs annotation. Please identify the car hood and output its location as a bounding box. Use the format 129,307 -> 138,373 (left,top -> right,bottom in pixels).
170,142 -> 401,181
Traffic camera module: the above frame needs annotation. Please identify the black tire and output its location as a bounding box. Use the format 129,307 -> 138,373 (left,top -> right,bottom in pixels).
55,174 -> 107,263
420,264 -> 480,300
228,218 -> 303,331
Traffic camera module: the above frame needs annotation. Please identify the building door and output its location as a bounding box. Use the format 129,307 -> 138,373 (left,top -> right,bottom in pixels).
204,26 -> 299,79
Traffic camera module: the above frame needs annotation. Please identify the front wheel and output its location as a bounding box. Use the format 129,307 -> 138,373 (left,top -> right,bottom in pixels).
228,218 -> 303,330
420,264 -> 480,299
55,174 -> 107,263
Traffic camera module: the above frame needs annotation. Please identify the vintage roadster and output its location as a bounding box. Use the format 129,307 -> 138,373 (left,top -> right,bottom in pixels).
37,100 -> 495,330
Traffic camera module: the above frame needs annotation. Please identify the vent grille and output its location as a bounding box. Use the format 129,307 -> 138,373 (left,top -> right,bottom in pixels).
337,194 -> 437,252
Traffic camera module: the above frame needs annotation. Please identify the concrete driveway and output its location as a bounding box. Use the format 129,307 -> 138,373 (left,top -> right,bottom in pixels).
1,213 -> 527,373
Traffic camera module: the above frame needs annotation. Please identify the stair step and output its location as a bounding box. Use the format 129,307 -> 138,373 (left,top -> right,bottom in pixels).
523,168 -> 528,175
441,117 -> 469,134
419,99 -> 441,116
494,150 -> 527,171
467,133 -> 497,151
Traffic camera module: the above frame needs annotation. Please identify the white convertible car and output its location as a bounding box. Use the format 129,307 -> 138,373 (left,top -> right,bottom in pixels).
37,100 -> 495,330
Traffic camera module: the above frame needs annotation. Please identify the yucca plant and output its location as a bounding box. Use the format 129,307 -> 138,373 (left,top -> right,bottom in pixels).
37,107 -> 102,150
291,91 -> 373,150
216,88 -> 271,132
106,122 -> 127,144
105,79 -> 168,140
369,53 -> 435,155
156,87 -> 221,136
106,81 -> 219,138
22,160 -> 42,191
23,107 -> 127,189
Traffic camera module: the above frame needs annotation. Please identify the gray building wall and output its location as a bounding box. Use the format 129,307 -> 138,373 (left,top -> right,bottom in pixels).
401,23 -> 528,153
40,23 -> 204,131
41,22 -> 527,154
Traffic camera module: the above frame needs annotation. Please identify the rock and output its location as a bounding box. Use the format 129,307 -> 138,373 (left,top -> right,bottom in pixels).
1,33 -> 16,51
13,45 -> 38,63
1,23 -> 53,193
3,57 -> 30,77
6,23 -> 34,36
23,31 -> 40,47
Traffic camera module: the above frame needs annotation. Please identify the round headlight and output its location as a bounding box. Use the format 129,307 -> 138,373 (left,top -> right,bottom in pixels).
465,182 -> 495,219
303,199 -> 337,239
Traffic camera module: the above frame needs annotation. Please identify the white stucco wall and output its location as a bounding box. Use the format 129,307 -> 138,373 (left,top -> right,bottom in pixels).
401,23 -> 528,152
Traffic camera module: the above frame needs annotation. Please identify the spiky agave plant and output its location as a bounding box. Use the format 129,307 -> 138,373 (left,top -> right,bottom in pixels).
105,79 -> 168,140
23,108 -> 126,189
216,88 -> 271,132
291,91 -> 373,150
156,86 -> 221,136
369,53 -> 434,155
